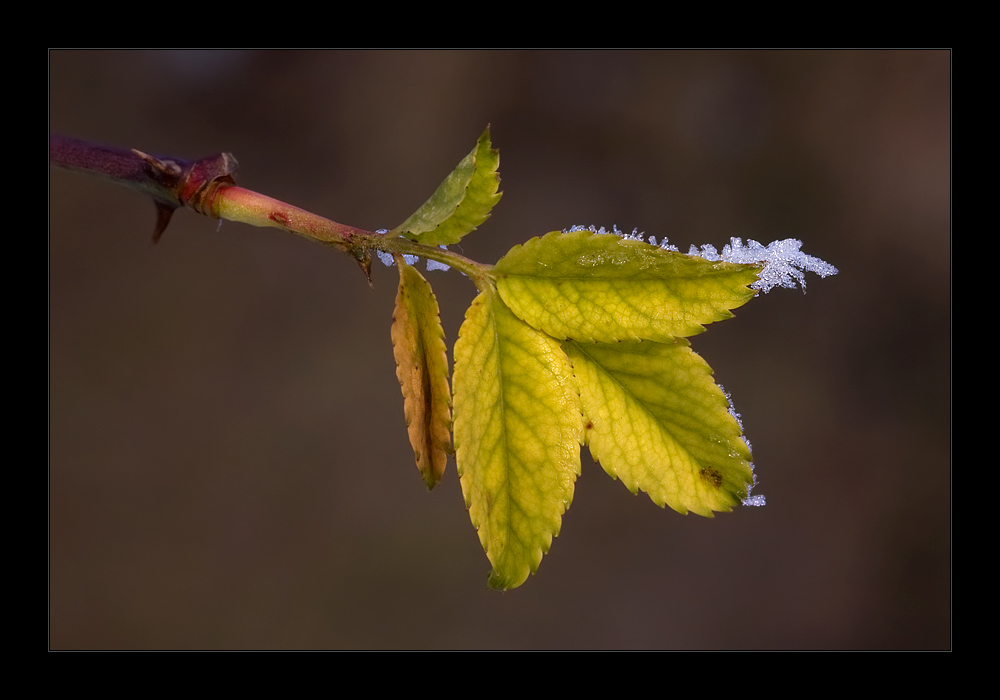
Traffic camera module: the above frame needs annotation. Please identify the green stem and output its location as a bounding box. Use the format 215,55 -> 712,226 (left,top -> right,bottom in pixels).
376,234 -> 493,286
209,185 -> 367,252
208,185 -> 492,284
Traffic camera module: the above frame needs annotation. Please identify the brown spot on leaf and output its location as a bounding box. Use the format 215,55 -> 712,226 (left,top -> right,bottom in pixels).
700,468 -> 723,488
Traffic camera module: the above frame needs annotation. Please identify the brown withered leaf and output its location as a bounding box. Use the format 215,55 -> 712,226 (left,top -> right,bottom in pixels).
391,261 -> 452,488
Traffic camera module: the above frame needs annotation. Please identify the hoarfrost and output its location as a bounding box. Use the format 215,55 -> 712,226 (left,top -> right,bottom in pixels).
426,246 -> 451,272
376,250 -> 418,267
687,243 -> 721,261
711,237 -> 838,294
563,224 -> 678,251
373,233 -> 449,271
722,385 -> 765,508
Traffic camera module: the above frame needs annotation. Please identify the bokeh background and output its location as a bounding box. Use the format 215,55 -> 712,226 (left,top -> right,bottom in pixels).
50,50 -> 950,649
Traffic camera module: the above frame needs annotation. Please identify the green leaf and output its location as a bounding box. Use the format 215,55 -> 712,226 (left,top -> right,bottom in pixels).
391,261 -> 452,489
494,230 -> 762,343
391,127 -> 502,246
564,338 -> 753,516
452,287 -> 582,590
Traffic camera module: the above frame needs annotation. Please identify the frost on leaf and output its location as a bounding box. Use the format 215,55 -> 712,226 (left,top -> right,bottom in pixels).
559,226 -> 838,294
494,230 -> 761,343
720,385 -> 765,507
689,237 -> 838,293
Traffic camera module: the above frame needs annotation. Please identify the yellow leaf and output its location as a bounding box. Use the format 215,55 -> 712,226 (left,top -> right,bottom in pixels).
565,339 -> 753,516
452,287 -> 582,589
495,230 -> 761,342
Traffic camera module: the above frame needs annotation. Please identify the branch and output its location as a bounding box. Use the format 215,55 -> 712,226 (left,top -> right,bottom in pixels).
49,134 -> 494,286
51,134 -> 376,276
51,134 -> 233,243
49,134 -> 372,250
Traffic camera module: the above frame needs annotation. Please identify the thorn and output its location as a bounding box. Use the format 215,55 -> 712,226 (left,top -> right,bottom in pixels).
354,250 -> 374,288
151,201 -> 178,244
132,149 -> 183,181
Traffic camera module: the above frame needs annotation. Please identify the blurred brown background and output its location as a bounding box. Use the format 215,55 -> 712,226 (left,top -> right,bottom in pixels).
49,50 -> 950,649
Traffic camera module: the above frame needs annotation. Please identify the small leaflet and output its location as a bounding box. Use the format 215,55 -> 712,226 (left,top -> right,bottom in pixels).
391,127 -> 502,246
391,261 -> 452,489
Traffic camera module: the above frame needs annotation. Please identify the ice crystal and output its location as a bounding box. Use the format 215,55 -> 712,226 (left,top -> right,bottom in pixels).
687,243 -> 721,261
711,237 -> 838,294
562,224 -> 678,251
374,233 -> 450,272
425,246 -> 451,272
376,250 -> 419,267
721,385 -> 764,508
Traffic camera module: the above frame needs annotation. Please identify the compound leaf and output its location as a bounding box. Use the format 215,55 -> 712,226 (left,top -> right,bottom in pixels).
391,261 -> 452,489
452,287 -> 582,590
495,230 -> 761,343
392,127 -> 502,246
565,338 -> 753,516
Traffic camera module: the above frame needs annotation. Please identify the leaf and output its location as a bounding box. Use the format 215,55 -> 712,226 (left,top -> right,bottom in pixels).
391,127 -> 502,246
391,261 -> 452,489
494,230 -> 762,343
452,287 -> 582,590
564,338 -> 753,516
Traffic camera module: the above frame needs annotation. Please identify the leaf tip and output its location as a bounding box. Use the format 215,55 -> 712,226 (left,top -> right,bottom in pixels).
422,469 -> 442,491
486,566 -> 528,591
486,569 -> 510,591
